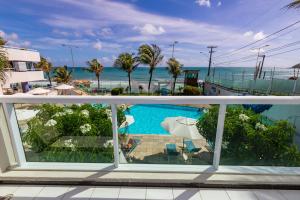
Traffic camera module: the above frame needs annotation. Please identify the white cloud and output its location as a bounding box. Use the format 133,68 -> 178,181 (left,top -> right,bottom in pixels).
85,29 -> 96,37
0,30 -> 5,38
217,1 -> 222,7
253,31 -> 266,41
53,29 -> 70,36
135,24 -> 166,35
7,33 -> 19,41
99,27 -> 113,37
93,41 -> 102,50
243,31 -> 254,37
195,0 -> 211,8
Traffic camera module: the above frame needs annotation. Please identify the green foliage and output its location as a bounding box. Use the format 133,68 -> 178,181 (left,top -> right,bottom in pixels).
0,37 -> 7,46
197,105 -> 300,166
166,58 -> 183,95
85,59 -> 104,89
0,47 -> 10,82
22,104 -> 126,162
287,0 -> 300,9
183,86 -> 201,96
36,57 -> 53,86
114,53 -> 139,93
138,44 -> 164,93
111,87 -> 124,96
53,65 -> 72,83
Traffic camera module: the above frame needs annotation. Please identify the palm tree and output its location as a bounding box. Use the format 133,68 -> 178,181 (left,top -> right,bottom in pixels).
114,53 -> 139,94
53,65 -> 72,84
0,47 -> 10,84
287,0 -> 300,8
86,59 -> 104,90
36,57 -> 53,86
138,44 -> 164,93
166,58 -> 183,95
0,37 -> 7,46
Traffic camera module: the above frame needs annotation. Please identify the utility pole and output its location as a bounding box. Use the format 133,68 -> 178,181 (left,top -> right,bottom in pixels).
258,55 -> 266,79
170,41 -> 178,58
207,46 -> 217,77
253,45 -> 269,80
62,44 -> 79,68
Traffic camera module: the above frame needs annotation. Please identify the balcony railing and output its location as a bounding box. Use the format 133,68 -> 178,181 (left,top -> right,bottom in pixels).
0,96 -> 300,174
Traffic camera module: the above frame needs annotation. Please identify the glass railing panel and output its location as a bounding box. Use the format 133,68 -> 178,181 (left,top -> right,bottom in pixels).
118,104 -> 216,165
220,104 -> 300,167
14,103 -> 115,163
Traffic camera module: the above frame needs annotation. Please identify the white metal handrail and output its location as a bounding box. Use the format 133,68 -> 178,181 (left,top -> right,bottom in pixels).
1,95 -> 300,173
1,95 -> 300,104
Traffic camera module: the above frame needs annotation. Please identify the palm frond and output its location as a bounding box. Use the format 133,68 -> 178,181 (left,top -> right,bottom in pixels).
286,0 -> 300,8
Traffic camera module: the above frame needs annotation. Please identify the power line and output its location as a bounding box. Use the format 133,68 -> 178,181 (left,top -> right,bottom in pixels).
215,20 -> 300,59
215,47 -> 300,66
215,40 -> 300,65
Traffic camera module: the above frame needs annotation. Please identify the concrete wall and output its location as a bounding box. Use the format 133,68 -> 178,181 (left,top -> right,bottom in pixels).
3,71 -> 45,87
3,47 -> 40,62
204,82 -> 242,96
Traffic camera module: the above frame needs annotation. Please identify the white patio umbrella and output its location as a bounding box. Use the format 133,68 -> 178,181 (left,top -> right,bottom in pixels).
55,84 -> 74,95
27,87 -> 50,95
55,84 -> 74,90
161,117 -> 203,140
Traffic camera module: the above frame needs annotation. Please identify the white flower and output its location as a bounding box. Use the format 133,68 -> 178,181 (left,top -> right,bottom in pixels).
120,104 -> 128,111
255,123 -> 267,131
64,109 -> 73,115
104,140 -> 114,148
203,109 -> 209,114
64,139 -> 73,146
105,109 -> 112,117
81,110 -> 89,118
45,119 -> 57,127
239,114 -> 250,122
53,112 -> 66,118
80,124 -> 92,134
64,139 -> 76,151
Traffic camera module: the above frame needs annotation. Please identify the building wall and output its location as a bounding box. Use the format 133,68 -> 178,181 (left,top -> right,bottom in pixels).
3,47 -> 40,62
3,71 -> 45,87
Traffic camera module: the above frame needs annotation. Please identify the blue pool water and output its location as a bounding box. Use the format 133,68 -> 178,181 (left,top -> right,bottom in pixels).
119,104 -> 203,135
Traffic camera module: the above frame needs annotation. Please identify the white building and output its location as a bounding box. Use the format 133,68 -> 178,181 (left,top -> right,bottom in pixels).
0,46 -> 44,94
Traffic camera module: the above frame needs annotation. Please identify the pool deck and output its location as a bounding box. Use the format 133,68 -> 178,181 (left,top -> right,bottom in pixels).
123,134 -> 212,164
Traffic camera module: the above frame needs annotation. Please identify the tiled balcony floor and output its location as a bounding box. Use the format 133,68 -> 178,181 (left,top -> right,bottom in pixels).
0,185 -> 299,200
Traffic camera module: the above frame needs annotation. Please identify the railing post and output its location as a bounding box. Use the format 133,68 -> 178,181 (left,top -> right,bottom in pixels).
2,103 -> 26,166
111,104 -> 119,168
213,104 -> 227,170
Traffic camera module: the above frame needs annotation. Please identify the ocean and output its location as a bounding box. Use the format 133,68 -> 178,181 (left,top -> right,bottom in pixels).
65,67 -> 294,83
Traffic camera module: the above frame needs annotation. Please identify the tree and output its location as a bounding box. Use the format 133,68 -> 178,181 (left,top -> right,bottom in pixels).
166,58 -> 183,95
113,53 -> 139,94
287,0 -> 300,8
0,47 -> 10,83
36,57 -> 53,86
138,44 -> 164,94
197,105 -> 300,166
53,65 -> 72,84
0,37 -> 7,46
86,59 -> 104,90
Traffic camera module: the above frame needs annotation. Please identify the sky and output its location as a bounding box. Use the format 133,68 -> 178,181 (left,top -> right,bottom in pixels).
0,0 -> 300,68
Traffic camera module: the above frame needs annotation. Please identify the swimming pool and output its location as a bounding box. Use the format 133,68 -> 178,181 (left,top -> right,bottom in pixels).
119,104 -> 203,135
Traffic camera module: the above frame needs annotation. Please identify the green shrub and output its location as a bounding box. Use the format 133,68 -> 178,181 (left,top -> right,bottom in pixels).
22,104 -> 126,162
183,86 -> 201,96
111,87 -> 124,95
197,105 -> 300,166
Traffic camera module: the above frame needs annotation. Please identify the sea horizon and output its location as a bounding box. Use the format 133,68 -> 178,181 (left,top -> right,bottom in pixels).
50,66 -> 294,82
